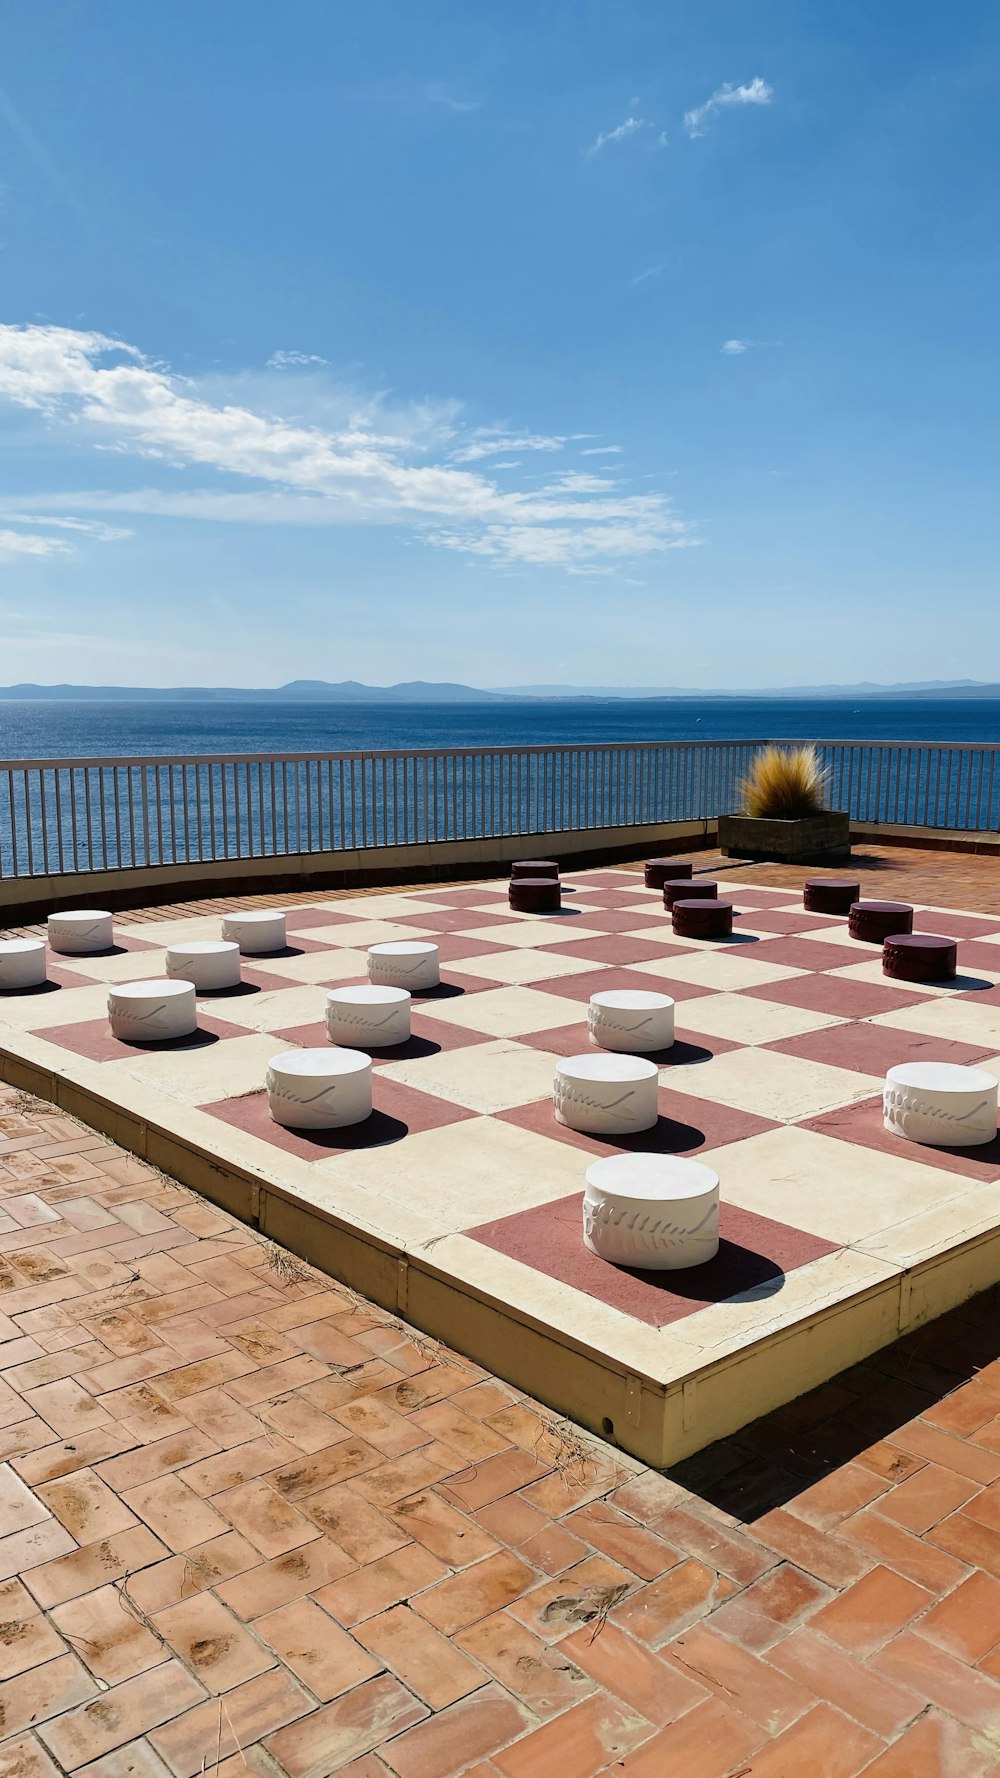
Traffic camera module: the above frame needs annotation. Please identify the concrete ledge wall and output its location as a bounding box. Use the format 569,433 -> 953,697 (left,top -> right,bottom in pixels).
0,819 -> 714,921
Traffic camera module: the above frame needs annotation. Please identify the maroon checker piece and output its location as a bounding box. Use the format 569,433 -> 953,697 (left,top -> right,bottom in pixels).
803,878 -> 861,915
883,932 -> 957,983
848,900 -> 913,943
673,899 -> 734,940
510,859 -> 559,880
664,880 -> 717,911
644,858 -> 694,889
509,878 -> 561,914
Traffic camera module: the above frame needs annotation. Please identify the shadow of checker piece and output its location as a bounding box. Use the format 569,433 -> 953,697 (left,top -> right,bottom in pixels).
509,877 -> 561,914
0,938 -> 47,990
803,878 -> 861,915
644,858 -> 694,890
884,933 -> 957,984
848,900 -> 913,943
166,941 -> 242,991
367,941 -> 440,990
108,979 -> 197,1043
326,984 -> 411,1047
884,1062 -> 999,1147
584,1153 -> 721,1269
554,1052 -> 659,1135
267,1048 -> 372,1128
672,898 -> 735,940
588,990 -> 675,1052
48,910 -> 114,954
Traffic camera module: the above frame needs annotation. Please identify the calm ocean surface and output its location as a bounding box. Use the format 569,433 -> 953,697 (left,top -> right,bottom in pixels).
0,698 -> 998,760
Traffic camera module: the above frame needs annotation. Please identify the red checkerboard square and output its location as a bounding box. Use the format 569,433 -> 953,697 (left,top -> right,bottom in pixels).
469,1193 -> 836,1326
498,1086 -> 775,1160
805,1095 -> 1000,1183
202,1075 -> 475,1160
41,1012 -> 251,1064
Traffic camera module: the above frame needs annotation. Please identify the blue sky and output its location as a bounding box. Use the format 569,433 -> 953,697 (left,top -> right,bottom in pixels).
0,1 -> 997,689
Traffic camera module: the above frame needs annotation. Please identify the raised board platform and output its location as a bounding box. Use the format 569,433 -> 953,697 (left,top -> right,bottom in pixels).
2,868 -> 999,1466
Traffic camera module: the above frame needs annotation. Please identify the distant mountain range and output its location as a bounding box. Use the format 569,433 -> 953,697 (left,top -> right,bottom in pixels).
0,677 -> 998,703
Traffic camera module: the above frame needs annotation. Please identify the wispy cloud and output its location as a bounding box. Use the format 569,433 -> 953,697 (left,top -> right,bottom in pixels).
684,77 -> 773,138
0,324 -> 696,573
267,349 -> 330,369
579,445 -> 623,457
0,526 -> 73,559
585,115 -> 649,156
423,82 -> 478,113
720,338 -> 750,355
449,431 -> 566,463
631,263 -> 666,286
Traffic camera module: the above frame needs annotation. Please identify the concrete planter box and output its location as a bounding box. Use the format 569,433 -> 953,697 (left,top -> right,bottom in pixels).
718,810 -> 851,862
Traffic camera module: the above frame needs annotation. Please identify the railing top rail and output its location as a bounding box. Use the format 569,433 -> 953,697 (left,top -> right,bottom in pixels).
0,736 -> 996,775
0,739 -> 776,773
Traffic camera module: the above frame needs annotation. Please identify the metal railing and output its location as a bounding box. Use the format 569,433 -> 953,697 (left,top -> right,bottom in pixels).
0,738 -> 996,881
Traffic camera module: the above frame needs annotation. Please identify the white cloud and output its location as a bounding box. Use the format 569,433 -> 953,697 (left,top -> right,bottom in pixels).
0,511 -> 130,541
0,323 -> 696,572
684,77 -> 773,138
266,349 -> 330,369
720,338 -> 750,355
448,431 -> 566,463
579,445 -> 623,457
0,526 -> 74,559
631,263 -> 666,286
586,116 -> 648,156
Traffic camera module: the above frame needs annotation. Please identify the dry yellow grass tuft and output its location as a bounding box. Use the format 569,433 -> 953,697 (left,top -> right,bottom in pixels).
740,744 -> 829,819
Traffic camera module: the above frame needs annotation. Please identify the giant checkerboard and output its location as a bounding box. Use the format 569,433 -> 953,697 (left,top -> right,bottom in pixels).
3,866 -> 1000,1466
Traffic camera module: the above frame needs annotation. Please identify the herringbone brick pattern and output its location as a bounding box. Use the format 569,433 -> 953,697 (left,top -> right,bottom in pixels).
0,1085 -> 998,1775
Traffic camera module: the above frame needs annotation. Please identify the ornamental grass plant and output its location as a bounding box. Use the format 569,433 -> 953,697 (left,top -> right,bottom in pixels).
739,744 -> 830,820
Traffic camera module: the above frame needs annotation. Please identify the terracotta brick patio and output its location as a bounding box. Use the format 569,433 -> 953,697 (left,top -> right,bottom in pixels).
0,1082 -> 998,1776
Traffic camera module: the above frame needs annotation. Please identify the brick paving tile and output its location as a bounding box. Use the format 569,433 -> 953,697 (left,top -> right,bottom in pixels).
1,1080 -> 1000,1778
256,1595 -> 382,1699
807,1563 -> 932,1656
50,1583 -> 166,1684
858,1708 -> 1000,1777
492,1692 -> 657,1778
378,1684 -> 533,1778
733,1701 -> 883,1776
355,1602 -> 484,1708
454,1611 -> 596,1718
912,1569 -> 1000,1663
37,1659 -> 207,1769
0,1734 -> 66,1778
263,1674 -> 428,1776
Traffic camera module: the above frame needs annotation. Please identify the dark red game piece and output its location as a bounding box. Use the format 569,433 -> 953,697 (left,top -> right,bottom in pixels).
510,859 -> 559,881
509,877 -> 561,914
672,898 -> 734,939
663,879 -> 718,911
848,900 -> 913,943
803,878 -> 861,916
644,858 -> 694,890
883,933 -> 957,983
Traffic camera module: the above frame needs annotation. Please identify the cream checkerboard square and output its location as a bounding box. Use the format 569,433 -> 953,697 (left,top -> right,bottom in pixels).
708,1124 -> 977,1244
380,1037 -> 558,1113
315,1114 -> 587,1235
116,1033 -> 295,1105
672,1044 -> 880,1121
414,984 -> 584,1038
638,951 -> 807,992
678,992 -> 845,1047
